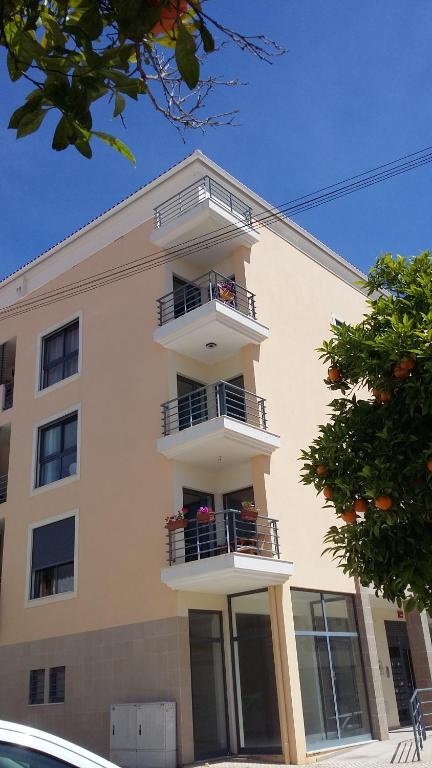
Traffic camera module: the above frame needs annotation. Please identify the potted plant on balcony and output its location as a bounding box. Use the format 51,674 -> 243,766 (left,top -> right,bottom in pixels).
165,510 -> 188,532
196,505 -> 215,524
218,279 -> 236,303
240,501 -> 259,521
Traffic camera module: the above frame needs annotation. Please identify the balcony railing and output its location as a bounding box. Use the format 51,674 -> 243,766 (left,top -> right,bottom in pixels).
3,382 -> 13,411
157,271 -> 256,326
161,381 -> 267,436
0,474 -> 8,504
166,509 -> 280,565
154,176 -> 253,229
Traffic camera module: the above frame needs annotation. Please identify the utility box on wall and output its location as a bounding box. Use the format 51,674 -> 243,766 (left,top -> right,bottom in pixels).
110,703 -> 176,768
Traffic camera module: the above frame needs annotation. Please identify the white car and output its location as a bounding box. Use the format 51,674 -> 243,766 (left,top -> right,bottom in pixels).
0,721 -> 121,768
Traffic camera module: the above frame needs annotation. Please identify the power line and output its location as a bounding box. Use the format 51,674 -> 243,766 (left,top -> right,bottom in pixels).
1,145 -> 432,321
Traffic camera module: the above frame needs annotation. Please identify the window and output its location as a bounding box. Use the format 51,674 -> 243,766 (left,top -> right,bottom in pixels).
28,667 -> 65,706
36,413 -> 78,488
49,666 -> 65,703
29,669 -> 45,705
30,516 -> 75,600
0,743 -> 74,768
40,319 -> 79,390
291,589 -> 371,751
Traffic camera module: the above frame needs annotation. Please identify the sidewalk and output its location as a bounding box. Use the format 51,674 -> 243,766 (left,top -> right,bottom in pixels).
317,728 -> 432,766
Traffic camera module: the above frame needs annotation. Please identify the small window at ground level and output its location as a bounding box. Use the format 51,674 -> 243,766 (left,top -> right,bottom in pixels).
49,666 -> 65,703
41,320 -> 79,390
30,516 -> 75,600
36,413 -> 78,488
29,669 -> 45,705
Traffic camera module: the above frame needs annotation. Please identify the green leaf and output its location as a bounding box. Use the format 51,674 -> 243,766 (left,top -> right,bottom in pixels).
200,25 -> 215,53
175,24 -> 199,89
75,139 -> 93,159
52,115 -> 72,151
113,93 -> 126,118
92,131 -> 136,164
16,109 -> 47,138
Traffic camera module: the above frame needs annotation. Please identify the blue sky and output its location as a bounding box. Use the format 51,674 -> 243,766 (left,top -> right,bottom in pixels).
1,0 -> 432,280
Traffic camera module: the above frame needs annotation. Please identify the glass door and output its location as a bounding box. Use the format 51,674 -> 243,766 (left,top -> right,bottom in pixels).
173,276 -> 202,318
224,375 -> 246,422
385,620 -> 416,725
183,489 -> 216,561
230,590 -> 281,753
177,375 -> 207,431
189,611 -> 229,759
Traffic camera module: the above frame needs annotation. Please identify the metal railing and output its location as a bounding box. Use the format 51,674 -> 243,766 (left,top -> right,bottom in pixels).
3,382 -> 13,410
161,380 -> 267,436
410,687 -> 432,760
154,176 -> 253,229
166,508 -> 280,565
0,474 -> 8,504
157,271 -> 256,326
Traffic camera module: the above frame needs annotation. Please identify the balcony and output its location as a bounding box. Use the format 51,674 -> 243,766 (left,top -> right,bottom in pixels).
161,509 -> 293,593
154,271 -> 269,363
157,381 -> 280,466
150,176 -> 259,260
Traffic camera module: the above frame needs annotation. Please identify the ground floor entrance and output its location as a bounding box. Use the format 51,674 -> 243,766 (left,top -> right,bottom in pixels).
384,620 -> 416,726
188,590 -> 281,760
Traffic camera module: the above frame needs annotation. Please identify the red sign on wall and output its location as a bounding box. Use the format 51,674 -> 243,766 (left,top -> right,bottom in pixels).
397,610 -> 404,619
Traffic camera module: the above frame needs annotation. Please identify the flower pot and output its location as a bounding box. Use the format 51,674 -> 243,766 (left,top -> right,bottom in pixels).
219,288 -> 235,302
240,510 -> 258,522
196,511 -> 215,524
166,519 -> 188,531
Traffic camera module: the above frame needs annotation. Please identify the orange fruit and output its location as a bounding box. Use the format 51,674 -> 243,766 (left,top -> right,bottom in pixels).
328,366 -> 341,383
427,459 -> 432,473
151,0 -> 188,35
372,387 -> 381,399
323,486 -> 333,500
375,495 -> 392,511
316,464 -> 328,477
353,498 -> 368,514
341,509 -> 356,523
400,357 -> 415,370
394,365 -> 410,380
380,391 -> 391,403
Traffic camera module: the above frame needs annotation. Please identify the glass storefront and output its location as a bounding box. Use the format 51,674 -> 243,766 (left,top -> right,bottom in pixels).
292,589 -> 371,751
229,591 -> 281,753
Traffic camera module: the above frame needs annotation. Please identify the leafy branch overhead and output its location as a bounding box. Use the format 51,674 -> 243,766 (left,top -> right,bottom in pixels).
1,1 -> 284,162
299,251 -> 432,613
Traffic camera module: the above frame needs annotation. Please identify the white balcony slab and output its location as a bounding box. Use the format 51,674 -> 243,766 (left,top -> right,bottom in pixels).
154,301 -> 269,363
150,198 -> 259,263
161,552 -> 294,594
157,415 -> 280,467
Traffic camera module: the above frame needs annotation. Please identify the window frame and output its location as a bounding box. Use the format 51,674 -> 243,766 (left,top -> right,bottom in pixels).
28,668 -> 45,705
31,405 -> 81,495
49,666 -> 66,704
26,510 -> 79,606
36,313 -> 82,396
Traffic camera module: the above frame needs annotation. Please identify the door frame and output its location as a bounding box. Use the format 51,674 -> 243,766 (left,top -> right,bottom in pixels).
228,588 -> 282,755
188,609 -> 231,760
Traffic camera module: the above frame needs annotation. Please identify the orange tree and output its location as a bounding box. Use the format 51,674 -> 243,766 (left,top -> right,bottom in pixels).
300,251 -> 432,612
0,1 -> 282,162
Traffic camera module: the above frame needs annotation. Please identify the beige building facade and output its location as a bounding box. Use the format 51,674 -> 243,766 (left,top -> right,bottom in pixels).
0,151 -> 430,764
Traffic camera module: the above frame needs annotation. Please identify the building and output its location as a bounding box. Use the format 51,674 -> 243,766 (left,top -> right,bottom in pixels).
0,151 -> 431,765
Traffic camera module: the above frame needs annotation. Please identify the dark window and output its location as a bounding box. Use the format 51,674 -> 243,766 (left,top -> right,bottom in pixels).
37,414 -> 78,488
41,320 -> 79,390
49,666 -> 65,703
29,669 -> 45,705
30,517 -> 75,600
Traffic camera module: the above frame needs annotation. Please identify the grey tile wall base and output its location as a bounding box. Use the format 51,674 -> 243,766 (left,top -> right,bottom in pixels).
0,616 -> 193,764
